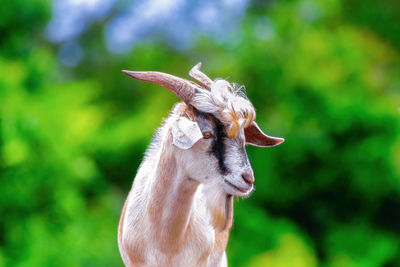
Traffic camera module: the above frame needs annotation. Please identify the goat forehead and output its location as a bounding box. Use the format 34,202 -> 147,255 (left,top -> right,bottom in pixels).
192,79 -> 256,138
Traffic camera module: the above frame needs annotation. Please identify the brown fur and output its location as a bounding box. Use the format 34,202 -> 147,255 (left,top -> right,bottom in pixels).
125,234 -> 146,266
119,196 -> 146,266
147,131 -> 202,262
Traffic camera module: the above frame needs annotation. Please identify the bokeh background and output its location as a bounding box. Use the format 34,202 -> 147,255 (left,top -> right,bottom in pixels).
1,0 -> 400,266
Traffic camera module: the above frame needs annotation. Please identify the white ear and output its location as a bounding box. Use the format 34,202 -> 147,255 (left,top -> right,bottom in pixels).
171,117 -> 203,149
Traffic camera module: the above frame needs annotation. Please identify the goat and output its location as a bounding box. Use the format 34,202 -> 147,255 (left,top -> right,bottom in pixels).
118,63 -> 284,266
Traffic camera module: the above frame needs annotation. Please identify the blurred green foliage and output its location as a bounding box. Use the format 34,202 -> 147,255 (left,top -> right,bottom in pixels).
1,0 -> 400,266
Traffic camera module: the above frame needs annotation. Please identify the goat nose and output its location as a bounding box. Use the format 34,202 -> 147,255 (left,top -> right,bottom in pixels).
241,172 -> 254,185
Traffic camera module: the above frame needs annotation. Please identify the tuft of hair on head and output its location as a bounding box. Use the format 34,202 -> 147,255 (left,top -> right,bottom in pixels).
191,79 -> 256,138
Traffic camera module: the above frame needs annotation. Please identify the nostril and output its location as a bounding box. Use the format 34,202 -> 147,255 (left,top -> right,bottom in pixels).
241,173 -> 254,185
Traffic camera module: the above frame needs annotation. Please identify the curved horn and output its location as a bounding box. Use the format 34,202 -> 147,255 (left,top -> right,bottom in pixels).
189,62 -> 213,90
122,70 -> 200,104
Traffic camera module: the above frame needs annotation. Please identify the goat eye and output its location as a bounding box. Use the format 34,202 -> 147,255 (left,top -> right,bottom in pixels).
203,132 -> 213,139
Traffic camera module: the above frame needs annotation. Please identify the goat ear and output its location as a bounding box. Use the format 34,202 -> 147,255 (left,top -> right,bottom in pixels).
171,117 -> 203,150
245,121 -> 285,147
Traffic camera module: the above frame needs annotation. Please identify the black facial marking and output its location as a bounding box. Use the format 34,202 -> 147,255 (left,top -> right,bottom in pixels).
209,116 -> 229,175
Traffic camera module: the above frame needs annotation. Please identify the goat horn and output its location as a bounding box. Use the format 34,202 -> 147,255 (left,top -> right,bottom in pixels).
189,62 -> 213,90
122,70 -> 200,104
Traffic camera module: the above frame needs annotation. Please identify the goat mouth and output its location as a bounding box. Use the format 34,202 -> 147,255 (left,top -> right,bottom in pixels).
224,180 -> 251,194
